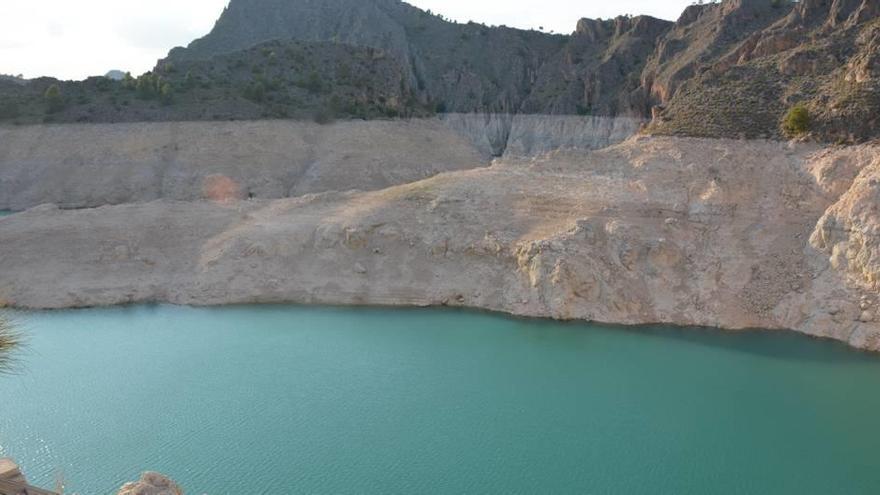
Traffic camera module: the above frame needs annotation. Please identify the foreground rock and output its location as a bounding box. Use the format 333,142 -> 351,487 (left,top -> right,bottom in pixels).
1,136 -> 878,351
0,458 -> 57,495
117,472 -> 182,495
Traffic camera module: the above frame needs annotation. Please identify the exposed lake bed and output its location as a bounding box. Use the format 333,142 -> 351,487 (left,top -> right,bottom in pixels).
2,305 -> 880,494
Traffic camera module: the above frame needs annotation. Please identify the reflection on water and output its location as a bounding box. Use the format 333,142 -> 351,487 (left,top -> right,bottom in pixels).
2,304 -> 880,494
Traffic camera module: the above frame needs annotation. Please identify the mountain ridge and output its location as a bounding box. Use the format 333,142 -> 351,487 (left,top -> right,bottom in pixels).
1,0 -> 878,143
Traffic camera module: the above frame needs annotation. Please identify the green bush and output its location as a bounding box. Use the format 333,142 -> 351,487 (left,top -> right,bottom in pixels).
136,73 -> 159,99
183,71 -> 196,90
44,84 -> 65,113
300,71 -> 324,94
95,77 -> 113,92
122,72 -> 136,90
160,82 -> 174,105
243,81 -> 266,102
0,100 -> 20,119
312,106 -> 335,124
783,104 -> 811,137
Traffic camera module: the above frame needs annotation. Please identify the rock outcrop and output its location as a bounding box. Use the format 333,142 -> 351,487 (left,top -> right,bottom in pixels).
117,472 -> 183,495
2,136 -> 878,351
811,148 -> 880,292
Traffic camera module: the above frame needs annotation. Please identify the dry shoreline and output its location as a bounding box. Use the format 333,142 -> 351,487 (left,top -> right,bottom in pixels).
2,132 -> 879,351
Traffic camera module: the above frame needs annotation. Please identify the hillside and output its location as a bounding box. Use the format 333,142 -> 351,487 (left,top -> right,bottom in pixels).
646,0 -> 880,142
1,0 -> 878,142
0,40 -> 431,125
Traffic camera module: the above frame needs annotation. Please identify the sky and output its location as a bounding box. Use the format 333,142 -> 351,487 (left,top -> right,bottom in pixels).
0,0 -> 695,81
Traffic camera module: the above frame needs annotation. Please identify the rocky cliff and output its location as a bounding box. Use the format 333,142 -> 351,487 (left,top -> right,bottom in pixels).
2,0 -> 878,142
161,0 -> 880,142
646,0 -> 880,141
2,136 -> 879,351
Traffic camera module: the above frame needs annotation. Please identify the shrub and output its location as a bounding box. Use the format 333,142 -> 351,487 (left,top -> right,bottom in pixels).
183,71 -> 196,90
136,73 -> 159,99
243,81 -> 266,102
0,316 -> 22,375
0,100 -> 20,119
160,82 -> 174,105
312,106 -> 335,124
44,84 -> 65,113
782,104 -> 811,137
95,77 -> 113,92
122,72 -> 136,90
300,71 -> 324,94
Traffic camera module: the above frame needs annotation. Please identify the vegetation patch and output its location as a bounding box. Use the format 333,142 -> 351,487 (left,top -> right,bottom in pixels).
782,104 -> 811,137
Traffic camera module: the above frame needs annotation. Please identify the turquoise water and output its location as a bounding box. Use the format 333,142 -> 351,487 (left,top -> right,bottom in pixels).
0,210 -> 14,217
2,305 -> 880,494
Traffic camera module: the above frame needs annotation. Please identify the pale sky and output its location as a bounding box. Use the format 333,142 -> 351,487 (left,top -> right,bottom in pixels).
0,0 -> 694,81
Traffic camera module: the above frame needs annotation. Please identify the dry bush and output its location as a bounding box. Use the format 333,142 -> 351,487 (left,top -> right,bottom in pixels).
0,315 -> 23,375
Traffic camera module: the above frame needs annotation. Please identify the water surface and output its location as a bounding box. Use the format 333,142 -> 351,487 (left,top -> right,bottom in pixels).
2,305 -> 880,494
0,210 -> 15,217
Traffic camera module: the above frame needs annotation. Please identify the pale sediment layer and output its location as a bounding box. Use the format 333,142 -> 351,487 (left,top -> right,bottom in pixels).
0,118 -> 487,211
1,135 -> 879,351
438,113 -> 643,157
0,115 -> 641,211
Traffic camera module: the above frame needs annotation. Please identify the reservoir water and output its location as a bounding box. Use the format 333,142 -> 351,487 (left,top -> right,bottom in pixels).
2,305 -> 880,494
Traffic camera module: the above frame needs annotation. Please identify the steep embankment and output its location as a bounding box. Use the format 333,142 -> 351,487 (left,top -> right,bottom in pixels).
2,136 -> 878,351
0,115 -> 640,210
0,119 -> 483,210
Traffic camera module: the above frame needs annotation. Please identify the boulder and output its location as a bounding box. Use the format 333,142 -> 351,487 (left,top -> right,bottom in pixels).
117,472 -> 183,495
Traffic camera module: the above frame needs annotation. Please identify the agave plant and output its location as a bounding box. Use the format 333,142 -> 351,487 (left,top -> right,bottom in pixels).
0,314 -> 22,375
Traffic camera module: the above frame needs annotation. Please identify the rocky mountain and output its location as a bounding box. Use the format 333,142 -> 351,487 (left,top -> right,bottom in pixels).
1,0 -> 878,143
163,0 -> 880,141
0,39 -> 431,125
167,0 -> 567,114
646,0 -> 880,141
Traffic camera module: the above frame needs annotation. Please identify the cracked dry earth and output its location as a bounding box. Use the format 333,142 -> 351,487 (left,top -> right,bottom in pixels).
1,135 -> 879,350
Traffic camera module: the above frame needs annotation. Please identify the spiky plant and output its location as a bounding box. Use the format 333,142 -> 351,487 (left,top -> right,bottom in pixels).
0,314 -> 22,375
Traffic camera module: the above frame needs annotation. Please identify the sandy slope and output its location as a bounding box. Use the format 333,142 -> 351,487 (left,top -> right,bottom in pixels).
2,135 -> 878,350
0,115 -> 641,210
